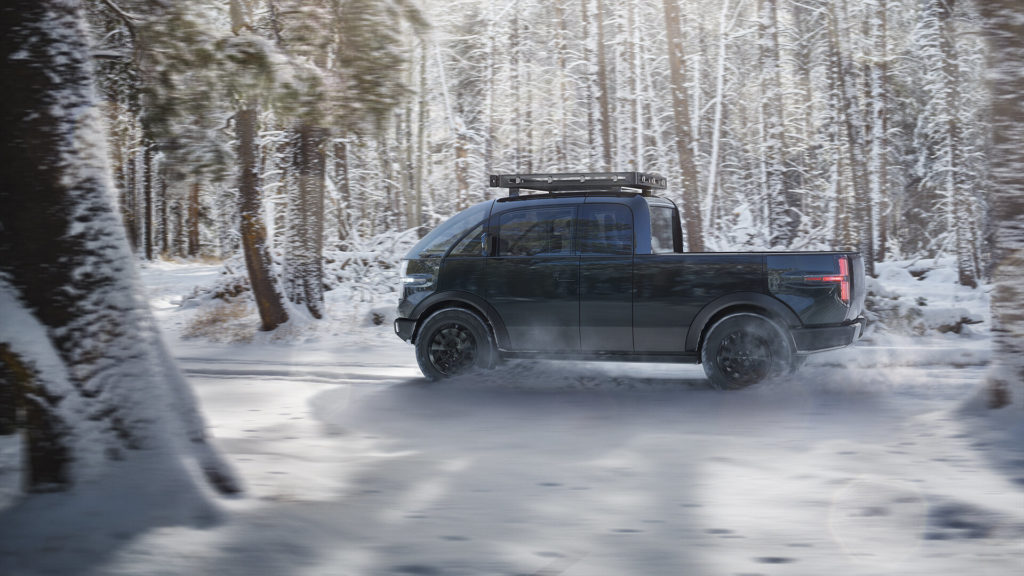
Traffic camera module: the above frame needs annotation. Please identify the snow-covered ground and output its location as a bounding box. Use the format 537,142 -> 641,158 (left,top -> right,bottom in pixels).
2,260 -> 1022,575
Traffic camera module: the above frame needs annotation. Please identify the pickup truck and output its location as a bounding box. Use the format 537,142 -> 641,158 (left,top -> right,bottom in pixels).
395,172 -> 866,389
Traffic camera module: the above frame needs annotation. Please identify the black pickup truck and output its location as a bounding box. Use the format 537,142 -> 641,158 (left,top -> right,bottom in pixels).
395,173 -> 865,389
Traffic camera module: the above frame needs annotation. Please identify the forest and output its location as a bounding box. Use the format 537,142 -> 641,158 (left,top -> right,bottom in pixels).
2,0 -> 1023,493
83,0 -> 994,328
2,1 -> 1024,572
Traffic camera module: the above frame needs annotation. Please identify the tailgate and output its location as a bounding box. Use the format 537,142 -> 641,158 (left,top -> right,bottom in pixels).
766,252 -> 865,325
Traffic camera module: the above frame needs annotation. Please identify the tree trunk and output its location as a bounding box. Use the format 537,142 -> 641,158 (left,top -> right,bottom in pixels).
0,345 -> 70,491
871,0 -> 890,263
455,132 -> 469,211
143,141 -> 154,260
159,164 -> 169,256
187,179 -> 200,257
0,343 -> 17,436
334,139 -> 352,243
0,0 -> 238,494
977,0 -> 1024,409
285,122 -> 327,319
705,0 -> 733,234
595,0 -> 613,170
416,41 -> 428,233
402,99 -> 416,231
833,3 -> 874,273
581,0 -> 598,168
662,0 -> 704,251
120,116 -> 140,253
554,2 -> 571,169
238,106 -> 289,330
759,0 -> 794,247
938,1 -> 978,289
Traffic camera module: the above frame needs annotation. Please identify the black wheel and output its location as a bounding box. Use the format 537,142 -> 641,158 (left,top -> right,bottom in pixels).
701,313 -> 792,390
415,308 -> 496,380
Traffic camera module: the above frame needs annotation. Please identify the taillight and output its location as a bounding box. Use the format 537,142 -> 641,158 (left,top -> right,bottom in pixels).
805,256 -> 851,305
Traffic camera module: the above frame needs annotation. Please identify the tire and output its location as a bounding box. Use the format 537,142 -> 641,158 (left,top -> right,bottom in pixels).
700,313 -> 793,390
415,308 -> 496,380
789,354 -> 808,374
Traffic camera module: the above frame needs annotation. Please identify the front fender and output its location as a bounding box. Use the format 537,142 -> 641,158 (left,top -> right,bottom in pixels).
409,290 -> 510,347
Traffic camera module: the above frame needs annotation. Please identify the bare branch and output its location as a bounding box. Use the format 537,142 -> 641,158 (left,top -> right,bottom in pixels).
99,0 -> 140,38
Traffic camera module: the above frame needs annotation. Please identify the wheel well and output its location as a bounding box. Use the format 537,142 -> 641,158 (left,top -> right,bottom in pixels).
411,301 -> 496,345
696,305 -> 793,357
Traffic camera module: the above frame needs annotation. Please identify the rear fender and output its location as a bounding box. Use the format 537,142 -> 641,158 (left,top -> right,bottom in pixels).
685,292 -> 800,353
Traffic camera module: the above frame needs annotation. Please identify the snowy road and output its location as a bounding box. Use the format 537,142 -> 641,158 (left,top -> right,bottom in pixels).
6,262 -> 1019,576
126,262 -> 1022,576
105,338 -> 1020,576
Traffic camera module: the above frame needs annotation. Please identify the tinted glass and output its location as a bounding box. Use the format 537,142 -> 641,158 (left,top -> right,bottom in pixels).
449,224 -> 485,257
581,204 -> 633,255
498,207 -> 575,257
407,201 -> 491,258
650,205 -> 677,254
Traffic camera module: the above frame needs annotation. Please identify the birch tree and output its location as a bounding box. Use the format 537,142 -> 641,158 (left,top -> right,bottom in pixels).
976,0 -> 1024,409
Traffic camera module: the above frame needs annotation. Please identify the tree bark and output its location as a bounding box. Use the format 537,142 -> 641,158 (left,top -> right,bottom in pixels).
976,0 -> 1024,409
334,139 -> 351,243
159,163 -> 169,256
187,179 -> 200,256
0,344 -> 17,436
871,0 -> 890,263
759,0 -> 794,247
455,132 -> 469,211
0,345 -> 70,491
143,141 -> 154,260
285,122 -> 326,319
833,2 -> 874,273
595,0 -> 613,170
238,106 -> 289,330
662,0 -> 704,251
0,0 -> 238,493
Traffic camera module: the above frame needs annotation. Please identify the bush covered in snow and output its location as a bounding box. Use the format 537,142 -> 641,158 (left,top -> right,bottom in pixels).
323,228 -> 421,302
177,228 -> 420,340
864,258 -> 988,338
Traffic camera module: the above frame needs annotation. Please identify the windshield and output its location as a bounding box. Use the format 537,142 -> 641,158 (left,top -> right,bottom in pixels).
406,201 -> 493,259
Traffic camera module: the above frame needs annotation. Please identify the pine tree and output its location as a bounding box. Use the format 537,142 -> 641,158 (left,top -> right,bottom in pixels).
265,0 -> 426,317
0,0 -> 238,494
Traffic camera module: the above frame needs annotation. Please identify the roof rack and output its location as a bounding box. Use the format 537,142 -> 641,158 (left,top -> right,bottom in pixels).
489,172 -> 667,197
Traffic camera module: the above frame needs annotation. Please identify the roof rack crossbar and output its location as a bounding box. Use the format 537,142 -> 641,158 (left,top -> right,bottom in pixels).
489,172 -> 666,197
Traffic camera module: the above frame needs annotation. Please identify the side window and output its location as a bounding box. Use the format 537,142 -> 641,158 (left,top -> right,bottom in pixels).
581,204 -> 633,255
449,224 -> 485,257
408,201 -> 491,258
498,207 -> 575,257
650,205 -> 677,254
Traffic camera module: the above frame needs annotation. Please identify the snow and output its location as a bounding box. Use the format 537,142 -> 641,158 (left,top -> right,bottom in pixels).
1,259 -> 1022,575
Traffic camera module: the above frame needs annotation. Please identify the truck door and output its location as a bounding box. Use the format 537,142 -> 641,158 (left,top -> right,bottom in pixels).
486,205 -> 580,352
579,203 -> 634,352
